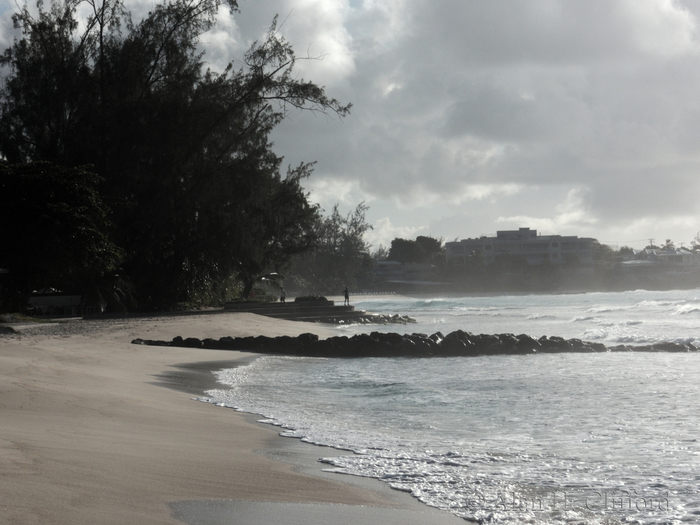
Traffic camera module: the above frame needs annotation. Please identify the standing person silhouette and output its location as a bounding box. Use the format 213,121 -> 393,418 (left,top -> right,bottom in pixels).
343,286 -> 350,306
280,286 -> 286,303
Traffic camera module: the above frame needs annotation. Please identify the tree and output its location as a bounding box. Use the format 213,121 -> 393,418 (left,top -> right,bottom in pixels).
618,246 -> 634,257
415,235 -> 445,265
0,162 -> 123,310
232,163 -> 321,298
387,236 -> 444,264
388,238 -> 424,263
289,203 -> 373,295
371,244 -> 389,261
0,0 -> 350,308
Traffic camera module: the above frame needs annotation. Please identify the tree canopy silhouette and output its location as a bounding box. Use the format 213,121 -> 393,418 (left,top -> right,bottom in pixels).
0,162 -> 123,309
0,0 -> 350,309
289,203 -> 373,295
388,236 -> 444,264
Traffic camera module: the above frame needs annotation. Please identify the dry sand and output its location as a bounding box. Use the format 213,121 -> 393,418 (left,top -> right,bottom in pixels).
0,312 -> 466,525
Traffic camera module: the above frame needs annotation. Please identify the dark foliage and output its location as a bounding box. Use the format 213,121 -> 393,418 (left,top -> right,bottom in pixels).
387,235 -> 444,264
0,0 -> 349,309
0,162 -> 123,310
288,203 -> 373,295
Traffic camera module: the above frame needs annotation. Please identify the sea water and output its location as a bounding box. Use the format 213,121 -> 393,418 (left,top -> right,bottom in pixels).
205,289 -> 700,524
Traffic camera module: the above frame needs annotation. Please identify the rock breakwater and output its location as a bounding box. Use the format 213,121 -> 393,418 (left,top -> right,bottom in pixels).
132,330 -> 698,357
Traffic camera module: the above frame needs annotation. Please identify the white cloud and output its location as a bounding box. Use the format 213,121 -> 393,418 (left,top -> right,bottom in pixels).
306,177 -> 372,210
265,0 -> 356,87
497,187 -> 598,235
220,1 -> 700,248
364,216 -> 427,249
554,188 -> 599,227
399,182 -> 523,209
199,6 -> 244,71
603,215 -> 700,247
619,0 -> 698,57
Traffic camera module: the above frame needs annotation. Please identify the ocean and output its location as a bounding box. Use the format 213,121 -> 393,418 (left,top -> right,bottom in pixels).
204,289 -> 700,524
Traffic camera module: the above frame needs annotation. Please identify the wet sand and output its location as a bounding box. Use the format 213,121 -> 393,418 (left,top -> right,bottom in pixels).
0,312 -> 467,524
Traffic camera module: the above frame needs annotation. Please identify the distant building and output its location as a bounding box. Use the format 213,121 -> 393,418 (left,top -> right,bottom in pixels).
373,260 -> 406,282
374,260 -> 441,282
445,227 -> 596,266
621,247 -> 700,272
372,260 -> 451,292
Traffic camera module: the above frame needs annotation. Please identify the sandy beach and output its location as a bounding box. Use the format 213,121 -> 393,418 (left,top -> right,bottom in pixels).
0,312 -> 466,525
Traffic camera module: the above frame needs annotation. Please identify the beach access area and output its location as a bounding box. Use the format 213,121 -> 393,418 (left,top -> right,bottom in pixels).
0,312 -> 467,525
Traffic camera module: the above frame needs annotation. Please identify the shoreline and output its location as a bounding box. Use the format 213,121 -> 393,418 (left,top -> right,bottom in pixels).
155,352 -> 471,524
0,313 -> 467,525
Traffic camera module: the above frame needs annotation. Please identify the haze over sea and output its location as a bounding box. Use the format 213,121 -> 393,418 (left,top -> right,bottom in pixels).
206,289 -> 700,524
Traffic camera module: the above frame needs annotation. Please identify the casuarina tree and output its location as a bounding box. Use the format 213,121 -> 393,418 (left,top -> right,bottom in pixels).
0,162 -> 123,311
0,0 -> 350,309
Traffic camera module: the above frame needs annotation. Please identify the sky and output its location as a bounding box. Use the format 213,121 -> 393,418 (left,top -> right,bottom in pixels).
3,0 -> 700,250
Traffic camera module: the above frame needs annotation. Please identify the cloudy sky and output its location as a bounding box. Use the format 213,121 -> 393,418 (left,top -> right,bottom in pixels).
3,0 -> 700,250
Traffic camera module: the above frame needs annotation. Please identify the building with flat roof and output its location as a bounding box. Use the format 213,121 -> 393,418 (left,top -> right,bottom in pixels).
445,228 -> 596,266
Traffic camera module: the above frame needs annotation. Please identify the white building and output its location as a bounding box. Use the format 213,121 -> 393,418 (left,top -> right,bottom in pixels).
445,228 -> 595,266
623,247 -> 700,271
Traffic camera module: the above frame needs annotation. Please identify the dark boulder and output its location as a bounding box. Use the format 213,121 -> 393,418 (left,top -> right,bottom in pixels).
473,334 -> 503,355
515,334 -> 541,353
272,335 -> 305,354
202,338 -> 219,349
538,336 -> 572,352
217,336 -> 238,350
438,336 -> 473,356
496,333 -> 519,354
651,342 -> 692,352
407,333 -> 438,354
444,330 -> 474,343
350,333 -> 377,351
182,337 -> 203,348
584,341 -> 607,352
429,331 -> 445,344
394,336 -> 418,356
298,332 -> 320,348
609,344 -> 633,352
567,338 -> 589,352
253,335 -> 277,349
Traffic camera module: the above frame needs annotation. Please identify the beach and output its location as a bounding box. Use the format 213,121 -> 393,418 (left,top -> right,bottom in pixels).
0,312 -> 464,525
201,291 -> 699,524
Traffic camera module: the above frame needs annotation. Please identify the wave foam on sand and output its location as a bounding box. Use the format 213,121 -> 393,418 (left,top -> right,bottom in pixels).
0,312 -> 465,525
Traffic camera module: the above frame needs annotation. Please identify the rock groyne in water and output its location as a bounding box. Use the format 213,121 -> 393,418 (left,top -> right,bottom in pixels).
132,330 -> 698,357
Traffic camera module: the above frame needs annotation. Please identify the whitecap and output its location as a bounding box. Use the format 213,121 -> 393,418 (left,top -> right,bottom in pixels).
571,316 -> 598,323
674,304 -> 700,315
581,329 -> 607,340
526,314 -> 556,320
